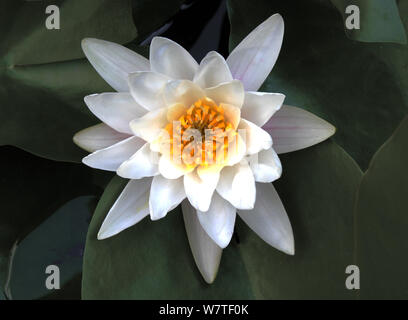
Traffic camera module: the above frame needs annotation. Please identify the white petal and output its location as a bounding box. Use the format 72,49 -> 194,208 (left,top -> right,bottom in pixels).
149,176 -> 186,220
263,105 -> 336,154
150,37 -> 198,80
158,155 -> 192,179
97,178 -> 152,239
129,108 -> 168,142
128,71 -> 170,111
205,80 -> 244,108
182,200 -> 222,284
84,93 -> 147,134
226,14 -> 284,91
82,136 -> 145,171
194,51 -> 233,88
248,147 -> 282,183
238,182 -> 294,255
184,170 -> 219,212
117,143 -> 159,179
82,38 -> 149,92
164,80 -> 205,107
73,123 -> 130,152
216,160 -> 256,210
238,119 -> 272,155
241,91 -> 285,127
197,193 -> 236,249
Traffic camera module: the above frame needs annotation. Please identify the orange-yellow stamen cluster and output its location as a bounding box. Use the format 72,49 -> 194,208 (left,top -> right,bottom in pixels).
164,98 -> 236,168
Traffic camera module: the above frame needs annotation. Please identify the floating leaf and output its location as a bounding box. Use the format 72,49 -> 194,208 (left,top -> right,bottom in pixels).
355,116 -> 408,299
6,196 -> 96,300
228,0 -> 408,169
330,0 -> 407,44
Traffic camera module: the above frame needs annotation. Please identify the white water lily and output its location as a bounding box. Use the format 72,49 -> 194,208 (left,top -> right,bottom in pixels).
74,14 -> 335,284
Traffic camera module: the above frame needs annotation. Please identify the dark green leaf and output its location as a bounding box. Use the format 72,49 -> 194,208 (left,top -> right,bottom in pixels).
0,0 -> 137,162
82,140 -> 362,299
82,176 -> 254,299
330,0 -> 406,44
356,116 -> 408,299
236,140 -> 362,299
228,0 -> 408,169
6,196 -> 96,300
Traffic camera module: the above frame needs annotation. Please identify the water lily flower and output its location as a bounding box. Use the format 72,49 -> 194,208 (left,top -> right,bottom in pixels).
74,14 -> 335,283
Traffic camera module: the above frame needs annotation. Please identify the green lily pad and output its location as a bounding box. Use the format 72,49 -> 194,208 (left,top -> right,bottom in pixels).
228,0 -> 408,169
0,146 -> 102,298
82,176 -> 255,299
0,0 -> 136,162
82,139 -> 362,299
6,196 -> 96,300
355,116 -> 408,299
330,0 -> 407,44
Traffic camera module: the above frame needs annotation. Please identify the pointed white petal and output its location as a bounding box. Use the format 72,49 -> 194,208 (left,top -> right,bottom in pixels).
205,80 -> 244,108
216,160 -> 256,210
73,123 -> 130,153
238,182 -> 294,255
149,176 -> 185,220
263,105 -> 336,154
82,38 -> 149,92
226,14 -> 284,91
164,80 -> 205,107
128,71 -> 170,111
97,178 -> 152,239
84,93 -> 146,134
117,143 -> 159,179
197,193 -> 236,249
82,136 -> 145,171
184,170 -> 219,212
248,147 -> 282,183
194,51 -> 233,88
241,91 -> 285,127
182,200 -> 222,284
150,37 -> 198,80
238,119 -> 272,155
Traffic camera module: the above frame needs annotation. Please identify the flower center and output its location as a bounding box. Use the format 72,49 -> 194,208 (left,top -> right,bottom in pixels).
164,98 -> 237,168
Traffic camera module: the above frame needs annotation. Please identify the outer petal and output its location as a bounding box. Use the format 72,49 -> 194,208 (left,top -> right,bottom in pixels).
262,105 -> 336,154
84,93 -> 146,134
82,38 -> 149,92
238,119 -> 272,155
164,80 -> 206,107
248,147 -> 282,183
205,80 -> 244,108
182,200 -> 222,284
226,14 -> 284,91
150,37 -> 198,80
117,143 -> 159,179
194,51 -> 233,88
216,160 -> 256,210
241,91 -> 285,127
238,182 -> 294,255
184,170 -> 219,212
82,136 -> 145,171
73,123 -> 130,153
128,71 -> 170,111
197,193 -> 236,249
97,178 -> 152,239
149,176 -> 186,220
